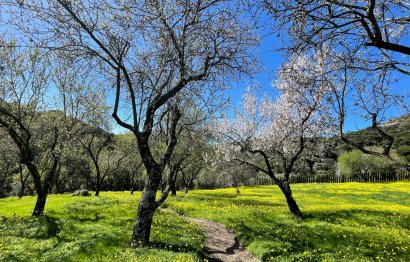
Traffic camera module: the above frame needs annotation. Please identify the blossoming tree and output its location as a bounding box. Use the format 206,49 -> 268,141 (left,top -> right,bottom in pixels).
214,52 -> 333,219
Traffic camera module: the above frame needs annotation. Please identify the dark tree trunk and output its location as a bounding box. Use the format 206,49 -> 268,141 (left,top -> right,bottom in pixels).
170,182 -> 177,196
25,150 -> 58,216
130,185 -> 135,194
18,185 -> 25,199
16,165 -> 26,198
95,168 -> 101,196
131,167 -> 161,246
130,105 -> 181,246
278,181 -> 303,220
169,171 -> 177,196
32,190 -> 47,216
26,162 -> 48,216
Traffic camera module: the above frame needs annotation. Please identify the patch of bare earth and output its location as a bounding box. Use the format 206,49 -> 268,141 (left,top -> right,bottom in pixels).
186,217 -> 260,262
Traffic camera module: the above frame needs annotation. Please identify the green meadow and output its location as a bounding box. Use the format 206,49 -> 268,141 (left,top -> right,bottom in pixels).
1,182 -> 410,261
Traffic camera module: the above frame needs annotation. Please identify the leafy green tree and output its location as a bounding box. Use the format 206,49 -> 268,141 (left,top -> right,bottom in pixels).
338,149 -> 395,180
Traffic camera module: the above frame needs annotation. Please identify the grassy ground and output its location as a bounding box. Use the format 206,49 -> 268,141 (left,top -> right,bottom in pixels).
1,182 -> 410,261
0,193 -> 203,262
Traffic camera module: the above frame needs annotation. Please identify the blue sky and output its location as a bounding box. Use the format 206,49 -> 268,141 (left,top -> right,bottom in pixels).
2,4 -> 407,134
224,29 -> 409,133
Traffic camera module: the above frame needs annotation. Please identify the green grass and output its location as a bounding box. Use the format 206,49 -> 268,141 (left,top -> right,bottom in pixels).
1,182 -> 410,261
166,182 -> 410,261
0,193 -> 203,262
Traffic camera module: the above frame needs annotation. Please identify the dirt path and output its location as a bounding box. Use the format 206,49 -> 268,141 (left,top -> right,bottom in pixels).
187,217 -> 260,262
162,208 -> 260,262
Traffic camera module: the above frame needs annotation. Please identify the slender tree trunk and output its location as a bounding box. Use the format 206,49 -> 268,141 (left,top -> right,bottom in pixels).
95,168 -> 101,196
277,181 -> 303,220
95,182 -> 100,196
18,179 -> 26,199
130,185 -> 135,194
169,171 -> 177,196
131,167 -> 161,246
170,182 -> 177,196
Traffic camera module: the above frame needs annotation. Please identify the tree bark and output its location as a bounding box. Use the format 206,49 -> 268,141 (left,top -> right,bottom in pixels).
170,181 -> 177,196
130,167 -> 161,246
32,189 -> 47,216
168,169 -> 177,196
95,166 -> 101,196
95,181 -> 100,196
277,181 -> 303,220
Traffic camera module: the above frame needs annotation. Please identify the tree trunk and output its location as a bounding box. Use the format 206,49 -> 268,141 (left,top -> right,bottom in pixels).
278,182 -> 303,220
130,168 -> 162,246
32,189 -> 47,216
130,185 -> 135,194
171,183 -> 177,196
95,169 -> 101,196
18,166 -> 26,199
18,185 -> 25,199
169,172 -> 177,196
25,162 -> 47,216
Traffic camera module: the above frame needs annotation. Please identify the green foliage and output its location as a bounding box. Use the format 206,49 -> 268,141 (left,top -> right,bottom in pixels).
344,114 -> 410,150
397,146 -> 410,162
338,150 -> 395,179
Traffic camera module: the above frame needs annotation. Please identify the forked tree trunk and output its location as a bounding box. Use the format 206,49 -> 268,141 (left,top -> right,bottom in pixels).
130,167 -> 162,246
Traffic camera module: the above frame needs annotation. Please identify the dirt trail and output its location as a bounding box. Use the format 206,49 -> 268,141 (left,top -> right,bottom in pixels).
162,208 -> 260,262
187,217 -> 260,262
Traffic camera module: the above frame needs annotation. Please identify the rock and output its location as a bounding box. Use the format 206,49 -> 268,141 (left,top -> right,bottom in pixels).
71,189 -> 90,196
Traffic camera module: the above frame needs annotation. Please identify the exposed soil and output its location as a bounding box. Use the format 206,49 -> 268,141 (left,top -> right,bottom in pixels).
162,208 -> 260,262
187,217 -> 260,262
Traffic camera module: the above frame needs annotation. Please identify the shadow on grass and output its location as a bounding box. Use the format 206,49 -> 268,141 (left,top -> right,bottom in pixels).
0,215 -> 60,239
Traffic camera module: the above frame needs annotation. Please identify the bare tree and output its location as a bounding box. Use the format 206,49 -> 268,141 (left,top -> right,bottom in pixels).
78,127 -> 113,196
257,0 -> 409,168
0,43 -> 60,215
8,0 -> 256,244
262,0 -> 410,74
311,47 -> 410,169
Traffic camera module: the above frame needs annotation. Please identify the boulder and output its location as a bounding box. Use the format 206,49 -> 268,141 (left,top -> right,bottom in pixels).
71,189 -> 90,196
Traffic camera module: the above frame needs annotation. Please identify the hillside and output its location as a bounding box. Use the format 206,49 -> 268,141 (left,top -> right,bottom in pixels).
344,113 -> 410,150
